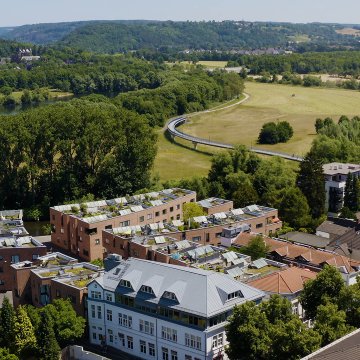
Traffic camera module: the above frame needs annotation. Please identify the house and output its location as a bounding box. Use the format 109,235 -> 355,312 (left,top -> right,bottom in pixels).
50,188 -> 196,261
316,217 -> 357,241
87,257 -> 264,360
247,267 -> 317,319
323,162 -> 360,214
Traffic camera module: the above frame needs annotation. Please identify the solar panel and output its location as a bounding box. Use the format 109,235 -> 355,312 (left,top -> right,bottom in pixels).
130,206 -> 144,213
114,197 -> 127,205
154,236 -> 166,244
247,205 -> 260,212
231,208 -> 244,216
84,214 -> 108,223
193,216 -> 208,223
214,212 -> 227,219
119,209 -> 131,216
172,220 -> 184,227
251,258 -> 268,269
150,200 -> 163,206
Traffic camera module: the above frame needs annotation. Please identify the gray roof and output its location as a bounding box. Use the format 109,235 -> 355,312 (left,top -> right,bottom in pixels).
281,232 -> 331,248
316,221 -> 352,238
94,258 -> 264,318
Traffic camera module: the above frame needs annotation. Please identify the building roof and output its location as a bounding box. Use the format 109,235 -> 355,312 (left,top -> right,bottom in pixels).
281,232 -> 330,248
233,233 -> 360,274
301,328 -> 360,360
316,220 -> 354,239
323,163 -> 360,176
93,258 -> 264,318
248,267 -> 317,295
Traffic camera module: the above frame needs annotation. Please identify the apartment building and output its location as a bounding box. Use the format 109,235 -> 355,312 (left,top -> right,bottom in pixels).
50,188 -> 196,261
87,257 -> 264,360
0,236 -> 47,291
11,252 -> 102,316
323,162 -> 360,214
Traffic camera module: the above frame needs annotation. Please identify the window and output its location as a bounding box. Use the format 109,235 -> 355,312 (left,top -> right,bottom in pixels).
120,220 -> 130,227
106,293 -> 113,302
185,356 -> 192,360
171,351 -> 178,360
118,313 -> 132,328
107,329 -> 114,343
91,291 -> 102,299
118,333 -> 125,346
256,223 -> 263,229
163,291 -> 177,301
140,340 -> 146,354
170,206 -> 174,212
95,239 -> 100,245
83,249 -> 89,256
212,333 -> 224,349
192,236 -> 201,242
92,332 -> 97,340
206,233 -> 210,242
0,267 -> 3,273
185,334 -> 202,350
0,256 -> 3,260
162,209 -> 167,215
97,306 -> 102,319
91,305 -> 95,318
161,326 -> 177,342
147,214 -> 152,220
127,336 -> 133,349
119,279 -> 132,289
149,343 -> 155,357
32,254 -> 39,260
155,211 -> 160,217
0,280 -> 4,285
162,348 -> 169,360
139,216 -> 144,222
227,291 -> 242,301
139,319 -> 155,335
105,224 -> 112,230
140,285 -> 154,295
11,255 -> 20,264
176,214 -> 181,220
106,309 -> 112,321
176,204 -> 180,210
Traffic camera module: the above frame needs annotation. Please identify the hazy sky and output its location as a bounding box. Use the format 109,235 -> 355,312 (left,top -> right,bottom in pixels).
1,0 -> 360,27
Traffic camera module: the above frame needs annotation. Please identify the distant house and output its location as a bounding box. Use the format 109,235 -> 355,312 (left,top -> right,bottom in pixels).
323,162 -> 360,214
248,267 -> 317,320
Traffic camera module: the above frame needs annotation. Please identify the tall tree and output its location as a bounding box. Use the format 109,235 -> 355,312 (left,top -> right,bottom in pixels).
0,297 -> 16,348
300,265 -> 345,320
13,306 -> 37,357
37,311 -> 60,360
238,235 -> 270,261
344,173 -> 360,211
297,152 -> 326,219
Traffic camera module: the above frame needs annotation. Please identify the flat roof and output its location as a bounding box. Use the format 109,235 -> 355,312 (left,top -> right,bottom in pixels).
281,232 -> 330,248
323,162 -> 360,176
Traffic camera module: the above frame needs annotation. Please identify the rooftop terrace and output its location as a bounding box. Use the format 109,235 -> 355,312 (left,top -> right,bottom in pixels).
52,188 -> 194,223
0,236 -> 44,249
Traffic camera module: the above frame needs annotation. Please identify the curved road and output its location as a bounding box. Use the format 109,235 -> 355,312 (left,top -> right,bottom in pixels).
166,94 -> 304,162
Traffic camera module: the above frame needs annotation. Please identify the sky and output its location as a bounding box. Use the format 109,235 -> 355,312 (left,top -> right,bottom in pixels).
1,0 -> 360,27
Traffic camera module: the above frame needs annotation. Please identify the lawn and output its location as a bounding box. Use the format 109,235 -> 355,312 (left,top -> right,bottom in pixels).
166,61 -> 227,69
181,82 -> 360,157
0,89 -> 73,102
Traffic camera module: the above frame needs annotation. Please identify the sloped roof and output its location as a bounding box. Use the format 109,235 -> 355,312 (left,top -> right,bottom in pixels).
94,258 -> 264,317
248,267 -> 317,295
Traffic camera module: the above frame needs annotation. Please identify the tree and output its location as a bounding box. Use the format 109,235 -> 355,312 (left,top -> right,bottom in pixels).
276,187 -> 311,229
297,152 -> 326,219
13,306 -> 37,357
225,296 -> 321,360
0,297 -> 15,348
238,235 -> 270,260
314,302 -> 354,346
277,121 -> 294,142
339,206 -> 357,220
44,299 -> 85,346
315,118 -> 324,133
344,173 -> 360,211
258,122 -> 279,144
37,311 -> 61,360
182,202 -> 205,223
300,265 -> 345,320
0,349 -> 18,360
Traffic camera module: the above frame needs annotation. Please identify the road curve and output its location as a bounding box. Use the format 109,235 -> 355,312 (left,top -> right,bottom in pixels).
166,95 -> 304,162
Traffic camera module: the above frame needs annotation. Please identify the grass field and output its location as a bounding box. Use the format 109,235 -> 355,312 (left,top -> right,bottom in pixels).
0,89 -> 73,102
181,82 -> 360,156
166,61 -> 227,69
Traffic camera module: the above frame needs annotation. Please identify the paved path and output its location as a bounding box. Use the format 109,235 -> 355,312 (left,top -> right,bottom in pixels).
166,93 -> 304,162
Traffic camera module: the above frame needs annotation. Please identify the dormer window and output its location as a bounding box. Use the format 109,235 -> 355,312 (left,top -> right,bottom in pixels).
140,285 -> 154,295
120,280 -> 132,289
227,290 -> 243,301
163,291 -> 177,301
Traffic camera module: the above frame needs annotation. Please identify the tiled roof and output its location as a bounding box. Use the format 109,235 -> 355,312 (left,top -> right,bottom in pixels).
233,233 -> 360,273
248,267 -> 317,295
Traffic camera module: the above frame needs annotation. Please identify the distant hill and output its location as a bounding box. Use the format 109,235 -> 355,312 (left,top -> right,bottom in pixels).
58,21 -> 360,53
1,20 -> 360,52
0,20 -> 160,45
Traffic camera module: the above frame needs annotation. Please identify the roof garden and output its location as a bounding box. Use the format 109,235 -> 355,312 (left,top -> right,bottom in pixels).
197,197 -> 232,209
34,263 -> 100,279
52,188 -> 194,223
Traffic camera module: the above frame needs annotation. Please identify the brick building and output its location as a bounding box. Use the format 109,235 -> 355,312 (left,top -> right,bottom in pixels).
50,189 -> 196,261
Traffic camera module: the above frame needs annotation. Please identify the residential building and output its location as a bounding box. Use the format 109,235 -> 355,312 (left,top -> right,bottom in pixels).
10,252 -> 102,316
50,188 -> 196,261
0,236 -> 47,291
247,267 -> 317,319
232,233 -> 360,285
323,162 -> 360,214
87,257 -> 264,360
197,198 -> 233,215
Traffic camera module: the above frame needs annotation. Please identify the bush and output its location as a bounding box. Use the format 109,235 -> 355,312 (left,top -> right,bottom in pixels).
258,121 -> 293,144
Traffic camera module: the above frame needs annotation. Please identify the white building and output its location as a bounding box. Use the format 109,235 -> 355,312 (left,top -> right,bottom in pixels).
87,257 -> 264,360
323,163 -> 360,215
